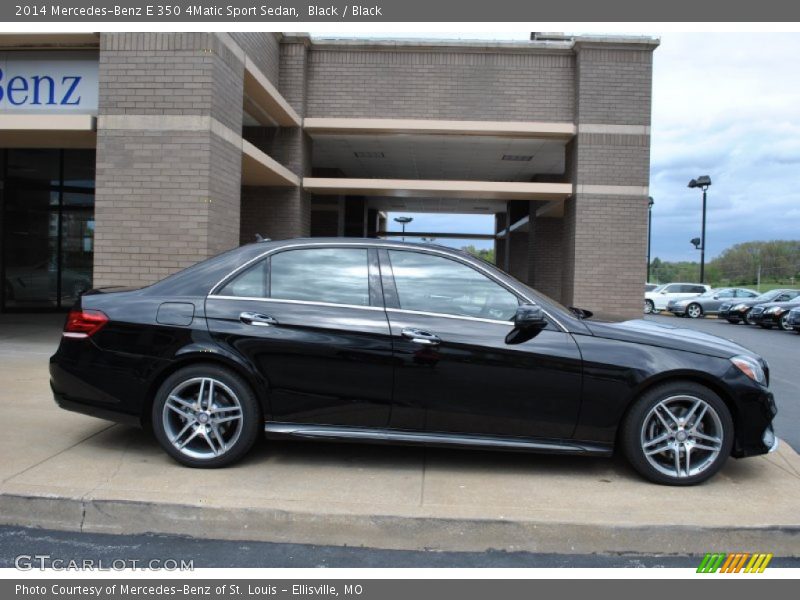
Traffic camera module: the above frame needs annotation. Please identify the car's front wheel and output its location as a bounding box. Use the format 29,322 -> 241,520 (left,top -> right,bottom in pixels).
152,364 -> 261,468
778,313 -> 792,331
744,311 -> 758,325
620,382 -> 733,485
686,303 -> 703,319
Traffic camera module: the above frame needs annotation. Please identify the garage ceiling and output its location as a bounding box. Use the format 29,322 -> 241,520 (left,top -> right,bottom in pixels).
312,133 -> 566,181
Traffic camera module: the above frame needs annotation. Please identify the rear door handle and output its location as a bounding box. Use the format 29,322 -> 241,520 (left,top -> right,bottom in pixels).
240,311 -> 278,327
401,328 -> 441,346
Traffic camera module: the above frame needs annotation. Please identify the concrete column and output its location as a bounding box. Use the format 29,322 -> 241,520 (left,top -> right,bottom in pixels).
561,41 -> 657,317
93,33 -> 244,288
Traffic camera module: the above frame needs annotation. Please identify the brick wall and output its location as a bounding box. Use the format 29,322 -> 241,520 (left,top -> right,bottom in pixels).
94,32 -> 244,287
230,32 -> 281,85
560,44 -> 655,317
306,47 -> 575,122
529,217 -> 564,302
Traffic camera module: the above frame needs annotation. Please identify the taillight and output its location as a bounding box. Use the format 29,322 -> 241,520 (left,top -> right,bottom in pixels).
63,309 -> 108,338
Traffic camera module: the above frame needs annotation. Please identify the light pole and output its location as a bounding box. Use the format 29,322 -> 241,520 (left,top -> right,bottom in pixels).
393,216 -> 413,242
687,176 -> 712,283
647,197 -> 654,282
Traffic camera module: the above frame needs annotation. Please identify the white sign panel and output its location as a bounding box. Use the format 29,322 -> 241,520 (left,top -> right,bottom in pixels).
0,51 -> 98,114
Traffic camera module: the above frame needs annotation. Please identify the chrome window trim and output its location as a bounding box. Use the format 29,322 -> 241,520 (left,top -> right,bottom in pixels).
207,295 -> 385,312
386,307 -> 514,326
208,241 -> 567,332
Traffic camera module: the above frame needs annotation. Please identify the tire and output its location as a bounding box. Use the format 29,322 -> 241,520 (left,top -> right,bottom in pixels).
620,381 -> 734,486
151,364 -> 261,468
744,311 -> 757,326
778,313 -> 792,331
725,317 -> 740,324
644,300 -> 654,314
686,303 -> 703,319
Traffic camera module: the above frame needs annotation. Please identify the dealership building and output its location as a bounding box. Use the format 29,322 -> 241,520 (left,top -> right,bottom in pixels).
0,32 -> 657,316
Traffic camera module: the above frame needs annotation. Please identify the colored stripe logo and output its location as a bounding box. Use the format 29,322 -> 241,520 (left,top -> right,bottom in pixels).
697,553 -> 773,573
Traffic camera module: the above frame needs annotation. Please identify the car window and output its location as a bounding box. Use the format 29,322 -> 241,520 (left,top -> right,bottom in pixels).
218,260 -> 268,298
716,289 -> 735,298
388,250 -> 519,321
664,285 -> 681,293
687,285 -> 706,294
736,290 -> 757,298
269,248 -> 370,306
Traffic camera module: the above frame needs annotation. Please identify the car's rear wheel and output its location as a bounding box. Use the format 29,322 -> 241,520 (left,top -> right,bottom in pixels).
152,364 -> 260,468
644,300 -> 654,314
620,382 -> 733,485
778,313 -> 791,331
686,303 -> 703,319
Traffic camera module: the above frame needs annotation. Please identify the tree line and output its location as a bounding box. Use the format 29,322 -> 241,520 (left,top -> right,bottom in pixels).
650,240 -> 800,286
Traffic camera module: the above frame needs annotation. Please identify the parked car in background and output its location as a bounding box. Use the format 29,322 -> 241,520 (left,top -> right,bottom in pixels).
667,288 -> 758,319
49,238 -> 778,485
644,283 -> 710,314
719,289 -> 800,325
748,296 -> 800,331
787,307 -> 800,333
645,283 -> 659,292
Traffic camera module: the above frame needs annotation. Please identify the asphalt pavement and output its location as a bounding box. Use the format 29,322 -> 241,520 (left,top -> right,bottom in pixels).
2,526 -> 799,568
644,314 -> 799,451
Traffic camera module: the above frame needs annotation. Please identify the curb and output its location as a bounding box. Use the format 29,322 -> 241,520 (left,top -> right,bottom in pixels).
2,493 -> 798,556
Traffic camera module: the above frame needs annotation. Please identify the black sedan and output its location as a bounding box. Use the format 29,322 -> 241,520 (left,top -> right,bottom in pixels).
719,289 -> 800,324
748,297 -> 800,331
50,239 -> 778,486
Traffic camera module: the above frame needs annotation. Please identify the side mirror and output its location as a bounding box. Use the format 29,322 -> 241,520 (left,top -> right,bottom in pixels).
713,295 -> 719,300
506,304 -> 547,345
660,290 -> 668,294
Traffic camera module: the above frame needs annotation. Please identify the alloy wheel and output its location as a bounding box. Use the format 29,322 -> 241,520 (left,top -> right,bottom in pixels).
687,304 -> 702,318
745,311 -> 757,325
162,377 -> 244,460
640,395 -> 724,479
779,313 -> 791,331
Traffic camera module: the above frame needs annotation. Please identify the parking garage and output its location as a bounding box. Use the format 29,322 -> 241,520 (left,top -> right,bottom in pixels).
0,32 -> 657,316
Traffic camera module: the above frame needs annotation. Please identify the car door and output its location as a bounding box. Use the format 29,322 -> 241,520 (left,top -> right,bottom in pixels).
708,288 -> 735,312
205,245 -> 394,428
657,284 -> 683,308
379,248 -> 583,440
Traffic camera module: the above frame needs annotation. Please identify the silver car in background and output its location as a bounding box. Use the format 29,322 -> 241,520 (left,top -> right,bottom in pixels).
667,287 -> 759,319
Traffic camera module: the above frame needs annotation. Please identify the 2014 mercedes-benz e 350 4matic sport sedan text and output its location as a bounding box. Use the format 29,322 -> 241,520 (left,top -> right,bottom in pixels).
50,239 -> 778,485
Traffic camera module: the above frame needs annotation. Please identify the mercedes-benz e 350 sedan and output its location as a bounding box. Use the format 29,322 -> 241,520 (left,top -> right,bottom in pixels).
50,239 -> 778,485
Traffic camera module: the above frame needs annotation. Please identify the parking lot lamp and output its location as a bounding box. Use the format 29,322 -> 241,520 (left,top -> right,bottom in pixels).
687,176 -> 712,283
394,216 -> 413,242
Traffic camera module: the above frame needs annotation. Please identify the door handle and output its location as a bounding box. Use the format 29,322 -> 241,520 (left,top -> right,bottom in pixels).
240,311 -> 278,327
401,328 -> 441,346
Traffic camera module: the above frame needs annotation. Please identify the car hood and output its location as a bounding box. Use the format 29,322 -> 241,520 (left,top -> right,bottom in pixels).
583,317 -> 754,359
754,300 -> 800,310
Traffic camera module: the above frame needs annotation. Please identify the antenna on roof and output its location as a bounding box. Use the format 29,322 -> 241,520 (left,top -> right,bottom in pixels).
254,233 -> 271,242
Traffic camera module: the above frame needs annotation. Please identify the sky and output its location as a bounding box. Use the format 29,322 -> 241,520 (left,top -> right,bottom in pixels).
305,29 -> 800,261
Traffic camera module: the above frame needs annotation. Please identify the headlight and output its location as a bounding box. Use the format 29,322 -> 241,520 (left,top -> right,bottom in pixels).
731,355 -> 767,386
733,303 -> 748,311
765,307 -> 783,315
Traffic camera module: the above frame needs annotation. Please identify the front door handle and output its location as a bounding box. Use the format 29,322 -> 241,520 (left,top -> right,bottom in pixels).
240,311 -> 278,327
401,328 -> 441,346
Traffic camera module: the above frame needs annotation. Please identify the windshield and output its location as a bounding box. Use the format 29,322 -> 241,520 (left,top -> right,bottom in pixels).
754,289 -> 784,302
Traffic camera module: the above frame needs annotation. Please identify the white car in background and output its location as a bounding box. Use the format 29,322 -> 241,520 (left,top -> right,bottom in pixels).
644,282 -> 711,314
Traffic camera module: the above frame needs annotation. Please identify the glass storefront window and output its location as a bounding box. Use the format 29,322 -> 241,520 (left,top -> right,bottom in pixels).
1,149 -> 96,311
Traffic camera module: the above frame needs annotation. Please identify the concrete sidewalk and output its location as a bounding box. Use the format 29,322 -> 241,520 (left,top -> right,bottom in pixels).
1,315 -> 799,556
